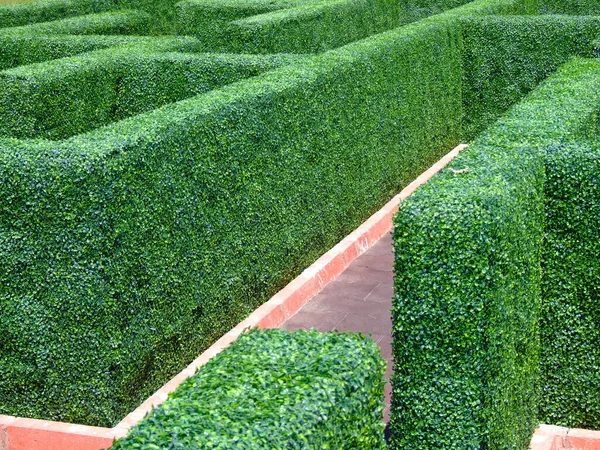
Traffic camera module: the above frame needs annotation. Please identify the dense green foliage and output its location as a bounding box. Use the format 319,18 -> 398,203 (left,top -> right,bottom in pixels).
391,58 -> 600,449
175,0 -> 475,54
111,329 -> 386,449
0,10 -> 465,426
2,0 -> 600,438
0,34 -> 136,69
541,139 -> 600,429
539,0 -> 600,15
3,10 -> 153,35
0,0 -> 111,28
0,49 -> 299,139
0,34 -> 206,70
461,14 -> 600,140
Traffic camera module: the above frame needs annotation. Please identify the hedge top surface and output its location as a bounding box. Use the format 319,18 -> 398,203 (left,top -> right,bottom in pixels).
111,329 -> 387,450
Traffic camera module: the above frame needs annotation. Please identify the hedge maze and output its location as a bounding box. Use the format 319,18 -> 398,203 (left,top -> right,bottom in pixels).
0,0 -> 479,428
392,6 -> 600,450
1,0 -> 600,447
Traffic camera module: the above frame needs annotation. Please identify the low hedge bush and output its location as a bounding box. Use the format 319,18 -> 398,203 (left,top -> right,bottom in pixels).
391,57 -> 600,449
111,329 -> 386,450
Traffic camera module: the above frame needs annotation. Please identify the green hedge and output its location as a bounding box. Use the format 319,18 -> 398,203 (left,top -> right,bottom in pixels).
0,8 -> 465,426
175,0 -> 476,54
0,0 -> 539,429
0,35 -> 135,70
390,57 -> 600,449
539,0 -> 600,15
3,10 -> 153,35
0,34 -> 205,70
0,49 -> 300,139
111,329 -> 386,450
461,14 -> 600,140
0,0 -> 113,28
541,138 -> 600,429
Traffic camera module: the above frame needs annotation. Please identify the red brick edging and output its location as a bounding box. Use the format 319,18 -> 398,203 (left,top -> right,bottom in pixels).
531,425 -> 600,450
0,143 -> 467,450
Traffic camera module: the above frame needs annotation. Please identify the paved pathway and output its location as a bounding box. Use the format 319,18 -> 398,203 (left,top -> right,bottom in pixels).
283,233 -> 394,421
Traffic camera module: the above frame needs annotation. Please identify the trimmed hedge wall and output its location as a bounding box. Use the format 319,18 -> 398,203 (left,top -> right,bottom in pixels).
461,14 -> 600,140
539,0 -> 600,15
541,139 -> 600,429
179,0 -> 400,54
390,57 -> 600,449
0,0 -> 112,28
0,35 -> 204,70
0,35 -> 136,70
3,10 -> 153,35
0,49 -> 300,139
175,0 -> 480,54
0,0 -> 538,428
0,11 -> 464,426
111,329 -> 386,449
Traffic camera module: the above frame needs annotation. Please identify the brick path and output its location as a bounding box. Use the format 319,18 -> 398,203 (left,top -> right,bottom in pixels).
283,233 -> 394,421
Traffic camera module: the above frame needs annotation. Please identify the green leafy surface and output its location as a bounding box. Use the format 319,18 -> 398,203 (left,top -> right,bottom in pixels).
0,0 -> 598,435
111,329 -> 386,450
0,0 -> 466,425
541,139 -> 600,429
391,57 -> 600,449
462,14 -> 600,141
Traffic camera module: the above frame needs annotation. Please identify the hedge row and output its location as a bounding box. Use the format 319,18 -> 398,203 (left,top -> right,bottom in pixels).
0,34 -> 204,70
0,0 -> 538,428
0,0 -> 112,28
0,0 -> 473,47
111,329 -> 386,450
0,49 -> 301,140
391,57 -> 600,449
3,10 -> 153,36
0,3 -> 464,426
541,138 -> 600,429
539,0 -> 600,15
461,14 -> 600,140
175,0 -> 478,54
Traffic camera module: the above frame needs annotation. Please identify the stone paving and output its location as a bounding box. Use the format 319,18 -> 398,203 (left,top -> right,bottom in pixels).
283,232 -> 394,421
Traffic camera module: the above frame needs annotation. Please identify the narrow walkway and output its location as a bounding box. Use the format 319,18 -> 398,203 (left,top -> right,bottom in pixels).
283,233 -> 394,420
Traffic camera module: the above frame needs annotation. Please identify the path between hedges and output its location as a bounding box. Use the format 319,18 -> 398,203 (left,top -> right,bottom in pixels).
282,233 -> 394,421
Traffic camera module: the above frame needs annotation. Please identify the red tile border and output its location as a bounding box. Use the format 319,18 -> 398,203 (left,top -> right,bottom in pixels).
531,425 -> 565,450
0,415 -> 126,450
0,144 -> 467,450
561,427 -> 600,449
531,425 -> 600,450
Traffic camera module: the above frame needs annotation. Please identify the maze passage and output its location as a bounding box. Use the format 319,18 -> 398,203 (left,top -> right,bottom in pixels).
3,0 -> 599,443
0,0 -> 479,427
